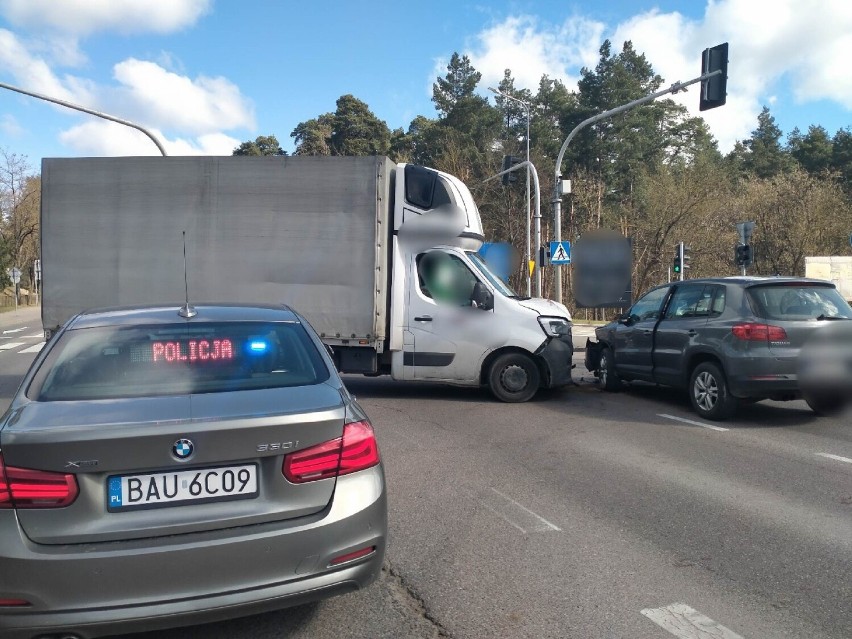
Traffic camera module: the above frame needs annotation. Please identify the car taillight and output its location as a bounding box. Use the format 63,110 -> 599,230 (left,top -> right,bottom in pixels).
0,452 -> 79,509
732,323 -> 788,342
283,420 -> 380,484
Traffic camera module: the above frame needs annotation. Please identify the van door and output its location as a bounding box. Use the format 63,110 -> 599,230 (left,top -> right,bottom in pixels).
404,251 -> 488,383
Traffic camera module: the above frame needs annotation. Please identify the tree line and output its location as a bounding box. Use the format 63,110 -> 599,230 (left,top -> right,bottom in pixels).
236,40 -> 852,310
4,38 -> 851,310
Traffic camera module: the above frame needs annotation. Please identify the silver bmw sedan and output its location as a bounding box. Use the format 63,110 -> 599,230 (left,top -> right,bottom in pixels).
0,304 -> 387,639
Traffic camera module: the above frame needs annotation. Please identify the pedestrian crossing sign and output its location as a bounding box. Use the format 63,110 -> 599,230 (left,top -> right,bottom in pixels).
549,241 -> 571,265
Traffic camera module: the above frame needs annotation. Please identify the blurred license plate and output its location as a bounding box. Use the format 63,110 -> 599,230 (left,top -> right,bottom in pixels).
108,464 -> 258,511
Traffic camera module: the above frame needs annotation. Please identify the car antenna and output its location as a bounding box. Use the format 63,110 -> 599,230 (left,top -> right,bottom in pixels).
178,231 -> 197,319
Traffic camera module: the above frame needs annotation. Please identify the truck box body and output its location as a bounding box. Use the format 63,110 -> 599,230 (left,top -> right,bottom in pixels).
41,156 -> 393,345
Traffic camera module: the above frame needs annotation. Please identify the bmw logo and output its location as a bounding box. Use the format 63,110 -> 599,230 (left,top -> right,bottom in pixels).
172,439 -> 194,460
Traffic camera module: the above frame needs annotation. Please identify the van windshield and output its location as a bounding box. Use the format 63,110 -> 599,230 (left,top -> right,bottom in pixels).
29,321 -> 330,401
467,252 -> 517,298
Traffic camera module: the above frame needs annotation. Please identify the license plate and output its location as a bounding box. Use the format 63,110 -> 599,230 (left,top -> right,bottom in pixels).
107,464 -> 258,511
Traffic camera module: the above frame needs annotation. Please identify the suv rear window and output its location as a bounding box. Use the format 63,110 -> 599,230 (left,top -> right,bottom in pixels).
29,322 -> 330,401
747,285 -> 852,321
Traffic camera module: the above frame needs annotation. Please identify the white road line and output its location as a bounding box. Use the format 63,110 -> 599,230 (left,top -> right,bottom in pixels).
488,487 -> 561,532
0,342 -> 25,351
23,333 -> 43,339
2,326 -> 27,334
641,603 -> 744,639
18,342 -> 45,354
481,502 -> 529,534
659,413 -> 729,432
815,452 -> 852,465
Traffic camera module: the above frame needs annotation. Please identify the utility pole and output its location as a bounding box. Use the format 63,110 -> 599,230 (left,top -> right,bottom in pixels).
489,87 -> 533,297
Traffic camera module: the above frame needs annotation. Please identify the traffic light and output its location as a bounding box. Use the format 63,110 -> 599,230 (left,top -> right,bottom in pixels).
673,247 -> 682,274
501,155 -> 519,186
735,243 -> 753,267
700,42 -> 728,112
681,244 -> 692,272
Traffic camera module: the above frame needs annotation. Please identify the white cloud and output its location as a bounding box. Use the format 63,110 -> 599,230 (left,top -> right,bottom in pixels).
459,1 -> 852,152
460,14 -> 604,93
110,59 -> 255,134
59,120 -> 240,156
0,28 -> 85,102
0,0 -> 211,36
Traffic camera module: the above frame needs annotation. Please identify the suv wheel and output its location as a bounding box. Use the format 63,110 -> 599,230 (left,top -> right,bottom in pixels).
598,347 -> 623,392
488,353 -> 540,403
689,362 -> 736,421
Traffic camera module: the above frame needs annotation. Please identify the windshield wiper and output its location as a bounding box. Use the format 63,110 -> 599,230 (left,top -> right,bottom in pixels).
816,314 -> 851,321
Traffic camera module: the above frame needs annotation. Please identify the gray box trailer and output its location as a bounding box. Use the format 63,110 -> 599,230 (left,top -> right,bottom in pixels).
41,155 -> 393,347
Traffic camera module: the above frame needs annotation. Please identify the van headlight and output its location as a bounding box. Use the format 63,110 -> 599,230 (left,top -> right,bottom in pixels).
538,316 -> 572,338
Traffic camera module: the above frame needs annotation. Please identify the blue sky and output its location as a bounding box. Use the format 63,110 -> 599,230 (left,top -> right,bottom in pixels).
1,0 -> 851,166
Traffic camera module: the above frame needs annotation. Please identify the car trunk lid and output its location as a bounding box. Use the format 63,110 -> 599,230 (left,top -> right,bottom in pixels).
1,383 -> 346,545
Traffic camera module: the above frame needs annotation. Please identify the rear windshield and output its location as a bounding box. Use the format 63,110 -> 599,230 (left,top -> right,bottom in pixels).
29,321 -> 330,401
747,285 -> 852,321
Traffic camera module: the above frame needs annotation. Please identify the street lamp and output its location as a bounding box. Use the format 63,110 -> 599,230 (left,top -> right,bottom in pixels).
489,87 -> 532,297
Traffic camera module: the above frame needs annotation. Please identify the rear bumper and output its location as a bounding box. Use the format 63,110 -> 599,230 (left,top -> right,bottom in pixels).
537,334 -> 574,388
726,355 -> 801,399
0,467 -> 387,639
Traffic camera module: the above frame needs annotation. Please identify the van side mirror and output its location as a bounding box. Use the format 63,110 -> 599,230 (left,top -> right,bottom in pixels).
471,282 -> 494,311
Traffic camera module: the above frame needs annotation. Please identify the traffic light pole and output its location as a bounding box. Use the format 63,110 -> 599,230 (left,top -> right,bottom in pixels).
483,160 -> 542,297
0,81 -> 168,156
551,68 -> 722,303
679,242 -> 685,282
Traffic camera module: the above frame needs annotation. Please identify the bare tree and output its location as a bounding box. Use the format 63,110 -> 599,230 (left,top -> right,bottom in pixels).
0,149 -> 40,298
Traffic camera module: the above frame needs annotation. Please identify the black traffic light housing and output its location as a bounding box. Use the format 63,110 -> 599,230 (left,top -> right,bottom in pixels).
735,243 -> 753,267
501,155 -> 520,186
700,42 -> 728,112
672,247 -> 682,274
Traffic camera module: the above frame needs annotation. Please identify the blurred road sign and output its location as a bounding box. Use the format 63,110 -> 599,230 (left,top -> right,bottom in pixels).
34,259 -> 41,280
572,233 -> 633,308
9,267 -> 21,285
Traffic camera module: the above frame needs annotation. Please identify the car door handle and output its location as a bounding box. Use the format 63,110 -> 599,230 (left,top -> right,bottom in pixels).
414,316 -> 433,322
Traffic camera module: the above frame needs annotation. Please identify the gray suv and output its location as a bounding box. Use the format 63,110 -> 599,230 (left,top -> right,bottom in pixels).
586,277 -> 852,420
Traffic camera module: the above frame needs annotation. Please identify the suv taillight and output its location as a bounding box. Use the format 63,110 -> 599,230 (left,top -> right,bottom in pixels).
732,323 -> 788,342
283,420 -> 380,484
0,452 -> 79,509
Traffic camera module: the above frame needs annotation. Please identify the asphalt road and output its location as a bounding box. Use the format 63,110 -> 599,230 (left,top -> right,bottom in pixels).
1,312 -> 849,638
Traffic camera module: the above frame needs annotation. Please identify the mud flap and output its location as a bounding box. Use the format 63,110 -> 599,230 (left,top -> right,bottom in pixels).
584,338 -> 603,373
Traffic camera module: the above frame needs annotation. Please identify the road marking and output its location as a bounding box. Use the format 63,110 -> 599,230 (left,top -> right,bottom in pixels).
815,452 -> 852,465
483,488 -> 561,534
659,413 -> 729,432
641,603 -> 744,639
18,342 -> 45,354
2,327 -> 27,334
23,333 -> 43,339
0,342 -> 25,351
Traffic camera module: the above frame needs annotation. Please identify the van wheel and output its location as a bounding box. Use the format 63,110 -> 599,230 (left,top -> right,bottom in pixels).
598,347 -> 623,392
488,353 -> 540,403
689,362 -> 736,421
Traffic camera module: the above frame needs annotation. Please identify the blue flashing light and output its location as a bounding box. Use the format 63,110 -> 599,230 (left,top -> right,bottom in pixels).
249,340 -> 269,354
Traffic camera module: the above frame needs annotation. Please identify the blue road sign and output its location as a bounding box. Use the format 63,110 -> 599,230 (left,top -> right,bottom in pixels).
549,241 -> 571,265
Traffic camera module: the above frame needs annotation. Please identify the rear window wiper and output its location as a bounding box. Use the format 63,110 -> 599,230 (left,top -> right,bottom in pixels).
816,314 -> 851,321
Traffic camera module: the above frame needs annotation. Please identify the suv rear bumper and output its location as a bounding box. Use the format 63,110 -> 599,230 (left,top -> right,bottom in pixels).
0,467 -> 386,639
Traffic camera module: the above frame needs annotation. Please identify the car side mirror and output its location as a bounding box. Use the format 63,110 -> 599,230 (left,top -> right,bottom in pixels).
471,282 -> 494,311
617,314 -> 632,325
